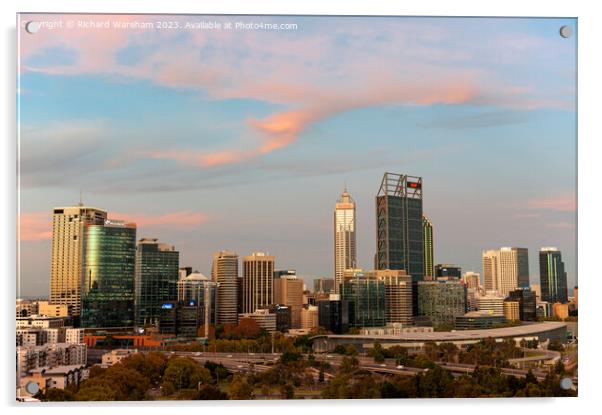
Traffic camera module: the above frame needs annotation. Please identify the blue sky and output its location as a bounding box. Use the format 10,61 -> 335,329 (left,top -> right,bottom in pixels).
18,14 -> 577,297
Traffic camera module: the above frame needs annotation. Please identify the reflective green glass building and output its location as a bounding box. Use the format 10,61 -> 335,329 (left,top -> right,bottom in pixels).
81,220 -> 137,328
134,238 -> 179,327
340,274 -> 386,328
539,247 -> 568,304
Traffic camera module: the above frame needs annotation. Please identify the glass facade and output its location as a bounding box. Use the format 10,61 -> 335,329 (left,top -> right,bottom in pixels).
435,264 -> 462,279
417,281 -> 467,327
81,221 -> 136,328
134,239 -> 179,327
539,248 -> 568,303
507,288 -> 537,321
376,173 -> 424,316
340,277 -> 386,328
318,299 -> 350,334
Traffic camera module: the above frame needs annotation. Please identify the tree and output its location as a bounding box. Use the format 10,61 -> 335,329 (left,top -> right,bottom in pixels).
161,357 -> 212,393
279,383 -> 295,399
195,384 -> 228,400
548,340 -> 564,352
229,374 -> 254,400
318,367 -> 325,383
76,364 -> 150,401
368,341 -> 386,363
121,352 -> 167,385
340,355 -> 359,374
42,388 -> 75,401
280,351 -> 302,365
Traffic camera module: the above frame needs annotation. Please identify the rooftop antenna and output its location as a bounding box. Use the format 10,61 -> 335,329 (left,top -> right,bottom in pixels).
78,189 -> 83,207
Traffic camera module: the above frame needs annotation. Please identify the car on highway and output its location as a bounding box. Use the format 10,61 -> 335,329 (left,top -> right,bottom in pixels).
380,364 -> 387,367
195,352 -> 202,356
396,365 -> 405,369
227,354 -> 233,358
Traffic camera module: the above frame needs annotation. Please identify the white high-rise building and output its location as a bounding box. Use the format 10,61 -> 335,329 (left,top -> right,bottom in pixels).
211,251 -> 239,324
242,252 -> 274,314
49,205 -> 107,316
334,187 -> 357,294
482,247 -> 529,297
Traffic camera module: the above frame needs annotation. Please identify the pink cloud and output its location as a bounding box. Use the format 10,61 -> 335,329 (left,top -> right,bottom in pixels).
18,210 -> 209,241
112,211 -> 209,228
526,195 -> 576,212
19,14 -> 573,169
18,212 -> 52,241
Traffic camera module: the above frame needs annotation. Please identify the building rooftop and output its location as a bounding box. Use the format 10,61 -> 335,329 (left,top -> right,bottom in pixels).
313,322 -> 566,342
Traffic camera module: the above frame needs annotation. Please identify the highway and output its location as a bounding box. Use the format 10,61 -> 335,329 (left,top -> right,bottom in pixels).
162,351 -> 552,381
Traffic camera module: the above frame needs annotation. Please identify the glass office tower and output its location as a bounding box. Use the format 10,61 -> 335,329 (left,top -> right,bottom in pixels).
134,238 -> 179,327
376,173 -> 424,315
539,247 -> 568,303
81,220 -> 137,328
340,274 -> 386,328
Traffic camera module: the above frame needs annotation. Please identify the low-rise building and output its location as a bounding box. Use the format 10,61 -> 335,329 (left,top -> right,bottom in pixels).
238,309 -> 277,332
455,311 -> 507,330
20,365 -> 87,395
101,349 -> 138,367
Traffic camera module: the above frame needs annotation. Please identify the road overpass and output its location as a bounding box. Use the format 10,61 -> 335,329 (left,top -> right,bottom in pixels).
311,322 -> 567,353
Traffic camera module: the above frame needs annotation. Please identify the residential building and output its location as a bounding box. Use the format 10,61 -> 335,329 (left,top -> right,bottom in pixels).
50,205 -> 107,316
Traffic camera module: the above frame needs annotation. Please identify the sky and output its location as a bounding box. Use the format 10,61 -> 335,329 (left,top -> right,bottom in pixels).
17,14 -> 577,297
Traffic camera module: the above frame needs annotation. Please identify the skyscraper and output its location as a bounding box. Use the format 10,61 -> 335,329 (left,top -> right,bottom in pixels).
81,219 -> 137,328
134,238 -> 179,327
422,215 -> 434,279
242,252 -> 274,314
50,205 -> 107,317
482,247 -> 529,297
376,173 -> 424,315
539,247 -> 568,304
334,187 -> 357,293
375,172 -> 424,279
211,251 -> 239,324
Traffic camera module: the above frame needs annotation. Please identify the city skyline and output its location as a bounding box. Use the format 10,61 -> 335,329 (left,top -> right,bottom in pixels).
18,14 -> 577,297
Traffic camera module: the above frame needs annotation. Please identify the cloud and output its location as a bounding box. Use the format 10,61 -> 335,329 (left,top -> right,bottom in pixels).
112,211 -> 209,228
18,212 -> 52,241
18,210 -> 209,241
19,14 -> 575,172
526,195 -> 576,212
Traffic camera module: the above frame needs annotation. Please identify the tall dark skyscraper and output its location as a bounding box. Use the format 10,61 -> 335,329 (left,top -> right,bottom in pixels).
539,247 -> 568,304
81,220 -> 137,328
376,173 -> 424,314
134,238 -> 179,327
